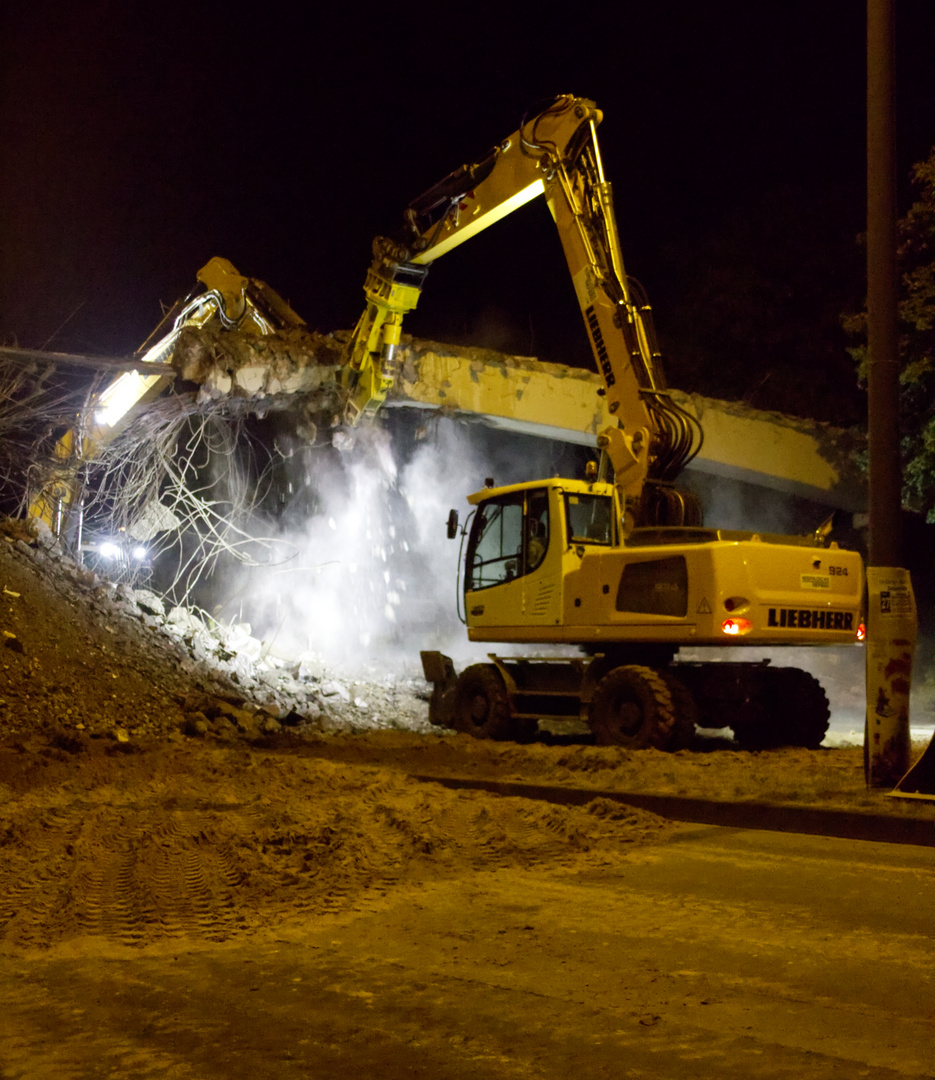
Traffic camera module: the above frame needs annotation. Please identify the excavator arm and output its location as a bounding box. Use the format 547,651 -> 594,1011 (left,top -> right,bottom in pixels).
341,94 -> 702,523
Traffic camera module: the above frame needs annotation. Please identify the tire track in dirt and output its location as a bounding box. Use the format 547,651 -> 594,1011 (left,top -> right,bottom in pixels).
1,805 -> 247,948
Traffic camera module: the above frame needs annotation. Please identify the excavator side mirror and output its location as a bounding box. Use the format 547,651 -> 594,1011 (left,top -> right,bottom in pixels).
447,509 -> 459,539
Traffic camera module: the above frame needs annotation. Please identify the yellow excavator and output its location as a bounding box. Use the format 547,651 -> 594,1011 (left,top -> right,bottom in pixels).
337,93 -> 864,750
31,94 -> 864,752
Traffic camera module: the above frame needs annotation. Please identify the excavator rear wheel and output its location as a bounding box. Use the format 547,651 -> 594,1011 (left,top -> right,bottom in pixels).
730,667 -> 830,750
451,664 -> 512,740
588,665 -> 677,749
766,667 -> 831,749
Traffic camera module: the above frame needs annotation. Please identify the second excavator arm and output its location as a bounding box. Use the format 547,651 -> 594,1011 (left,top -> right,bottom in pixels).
27,257 -> 306,534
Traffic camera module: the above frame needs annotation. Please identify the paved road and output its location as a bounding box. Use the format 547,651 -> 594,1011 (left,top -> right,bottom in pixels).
2,823 -> 932,1078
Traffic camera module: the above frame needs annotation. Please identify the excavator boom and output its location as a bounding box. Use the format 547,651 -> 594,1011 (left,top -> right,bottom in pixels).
341,95 -> 701,522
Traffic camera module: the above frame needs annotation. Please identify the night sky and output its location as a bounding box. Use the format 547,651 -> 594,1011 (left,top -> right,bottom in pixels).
3,2 -> 934,378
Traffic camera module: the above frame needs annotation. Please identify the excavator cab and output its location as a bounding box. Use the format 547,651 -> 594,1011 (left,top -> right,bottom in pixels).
464,480 -> 618,592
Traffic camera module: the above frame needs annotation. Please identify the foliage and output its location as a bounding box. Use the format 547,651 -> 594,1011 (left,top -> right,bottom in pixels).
845,147 -> 935,523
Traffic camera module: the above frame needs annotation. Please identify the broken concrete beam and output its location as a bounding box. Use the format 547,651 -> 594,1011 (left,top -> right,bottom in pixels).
391,339 -> 609,444
680,393 -> 866,512
166,326 -> 867,512
172,325 -> 344,407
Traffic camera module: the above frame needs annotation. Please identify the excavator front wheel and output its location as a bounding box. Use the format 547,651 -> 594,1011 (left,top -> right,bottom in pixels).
588,665 -> 677,749
452,664 -> 512,740
660,670 -> 699,750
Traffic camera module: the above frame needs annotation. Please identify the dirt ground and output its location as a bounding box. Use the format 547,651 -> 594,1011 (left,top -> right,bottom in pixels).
0,526 -> 932,1077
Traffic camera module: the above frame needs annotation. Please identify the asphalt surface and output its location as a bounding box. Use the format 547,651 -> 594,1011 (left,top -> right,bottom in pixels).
2,820 -> 932,1078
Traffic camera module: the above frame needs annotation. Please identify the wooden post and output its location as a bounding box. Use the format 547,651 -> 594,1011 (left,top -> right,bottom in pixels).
864,0 -> 915,786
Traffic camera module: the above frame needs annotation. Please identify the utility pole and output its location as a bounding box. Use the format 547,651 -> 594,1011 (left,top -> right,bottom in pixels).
864,0 -> 915,787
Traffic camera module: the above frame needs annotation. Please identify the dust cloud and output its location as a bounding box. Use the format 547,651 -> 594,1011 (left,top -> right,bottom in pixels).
225,416 -> 566,674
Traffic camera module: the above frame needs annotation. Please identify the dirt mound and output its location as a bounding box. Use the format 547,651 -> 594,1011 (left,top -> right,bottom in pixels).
0,739 -> 673,954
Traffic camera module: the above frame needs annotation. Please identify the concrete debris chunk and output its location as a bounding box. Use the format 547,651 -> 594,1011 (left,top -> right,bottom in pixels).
128,503 -> 181,542
184,713 -> 211,737
294,655 -> 324,682
128,588 -> 165,618
0,517 -> 38,544
215,622 -> 261,660
320,679 -> 352,702
173,325 -> 344,421
165,606 -> 206,636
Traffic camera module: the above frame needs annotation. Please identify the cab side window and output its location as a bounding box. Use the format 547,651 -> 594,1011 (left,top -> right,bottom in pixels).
565,493 -> 613,545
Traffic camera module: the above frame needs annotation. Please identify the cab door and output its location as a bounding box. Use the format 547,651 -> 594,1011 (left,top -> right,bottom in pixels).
521,487 -> 562,625
464,487 -> 560,631
464,492 -> 526,630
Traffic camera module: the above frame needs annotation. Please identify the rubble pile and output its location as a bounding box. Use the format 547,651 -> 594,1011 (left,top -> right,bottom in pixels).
0,520 -> 434,747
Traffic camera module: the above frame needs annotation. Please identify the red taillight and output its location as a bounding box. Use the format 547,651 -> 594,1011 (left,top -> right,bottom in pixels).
721,617 -> 753,636
856,622 -> 866,642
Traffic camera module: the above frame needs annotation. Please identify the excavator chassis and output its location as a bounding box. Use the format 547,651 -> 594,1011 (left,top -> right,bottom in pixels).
420,650 -> 831,752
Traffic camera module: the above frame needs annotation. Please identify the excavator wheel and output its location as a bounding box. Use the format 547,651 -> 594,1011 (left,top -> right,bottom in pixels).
451,664 -> 512,740
588,665 -> 677,750
765,667 -> 831,749
726,701 -> 777,751
730,668 -> 830,750
660,671 -> 699,750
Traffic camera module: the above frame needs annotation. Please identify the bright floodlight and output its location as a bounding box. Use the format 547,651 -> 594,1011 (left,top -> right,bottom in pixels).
94,371 -> 162,428
99,542 -> 120,560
